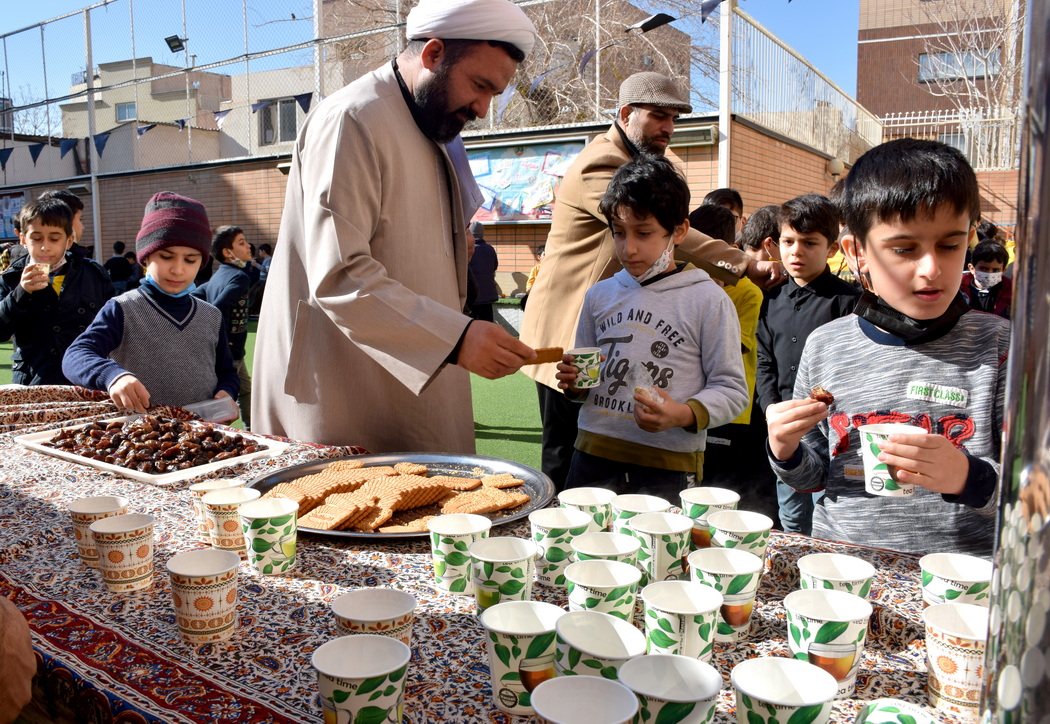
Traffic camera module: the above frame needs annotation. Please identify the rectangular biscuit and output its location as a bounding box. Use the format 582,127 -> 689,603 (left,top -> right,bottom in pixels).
394,462 -> 429,477
430,474 -> 482,491
299,504 -> 356,531
523,347 -> 564,365
481,473 -> 525,489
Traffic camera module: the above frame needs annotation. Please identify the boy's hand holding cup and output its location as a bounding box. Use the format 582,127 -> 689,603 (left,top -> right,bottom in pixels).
556,349 -> 603,392
19,263 -> 49,293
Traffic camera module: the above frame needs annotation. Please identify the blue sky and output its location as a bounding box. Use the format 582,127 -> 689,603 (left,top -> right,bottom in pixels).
2,0 -> 860,100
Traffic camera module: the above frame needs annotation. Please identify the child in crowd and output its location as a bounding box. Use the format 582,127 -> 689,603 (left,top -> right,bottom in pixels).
703,187 -> 745,235
196,225 -> 253,427
525,245 -> 545,292
104,241 -> 134,294
0,199 -> 113,385
738,205 -> 781,266
757,193 -> 861,534
555,156 -> 748,500
38,189 -> 86,253
959,239 -> 1012,319
766,139 -> 1008,557
63,192 -> 238,412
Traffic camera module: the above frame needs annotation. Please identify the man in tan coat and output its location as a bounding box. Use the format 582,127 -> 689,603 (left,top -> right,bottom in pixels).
520,72 -> 785,487
253,0 -> 537,453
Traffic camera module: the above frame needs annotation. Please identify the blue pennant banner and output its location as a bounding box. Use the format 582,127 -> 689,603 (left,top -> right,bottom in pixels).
136,124 -> 156,137
93,132 -> 111,157
0,147 -> 12,171
28,144 -> 44,165
60,138 -> 78,159
251,101 -> 272,113
293,92 -> 312,114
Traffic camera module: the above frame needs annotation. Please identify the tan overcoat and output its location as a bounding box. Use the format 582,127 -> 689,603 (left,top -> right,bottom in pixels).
520,125 -> 751,389
252,63 -> 476,453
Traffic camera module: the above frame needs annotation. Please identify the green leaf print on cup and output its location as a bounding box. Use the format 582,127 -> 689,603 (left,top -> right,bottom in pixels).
813,620 -> 850,645
786,703 -> 827,724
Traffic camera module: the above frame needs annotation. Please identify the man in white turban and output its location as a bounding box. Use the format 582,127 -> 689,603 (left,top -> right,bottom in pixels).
254,0 -> 539,453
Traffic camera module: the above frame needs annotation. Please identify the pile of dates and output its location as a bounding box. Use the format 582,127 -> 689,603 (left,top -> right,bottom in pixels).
45,414 -> 266,474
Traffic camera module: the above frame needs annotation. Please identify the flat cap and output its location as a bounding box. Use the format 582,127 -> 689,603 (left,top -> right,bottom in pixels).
618,72 -> 692,114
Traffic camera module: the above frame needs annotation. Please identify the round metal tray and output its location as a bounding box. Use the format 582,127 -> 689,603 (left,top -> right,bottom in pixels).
245,452 -> 555,539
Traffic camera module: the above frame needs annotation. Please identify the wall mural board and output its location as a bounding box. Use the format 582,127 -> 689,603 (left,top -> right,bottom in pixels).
468,139 -> 586,223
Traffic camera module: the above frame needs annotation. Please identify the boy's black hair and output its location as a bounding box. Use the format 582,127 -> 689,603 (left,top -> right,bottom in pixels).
688,203 -> 736,246
970,239 -> 1009,267
113,241 -> 126,254
258,243 -> 273,255
739,204 -> 780,251
840,138 -> 980,245
703,187 -> 743,216
599,154 -> 690,236
12,208 -> 21,233
19,198 -> 73,236
975,220 -> 999,242
211,225 -> 244,262
536,245 -> 545,255
777,193 -> 839,247
38,188 -> 84,214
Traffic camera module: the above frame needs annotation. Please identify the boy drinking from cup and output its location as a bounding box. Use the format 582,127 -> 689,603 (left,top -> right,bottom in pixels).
555,155 -> 748,500
766,139 -> 1008,557
63,192 -> 238,413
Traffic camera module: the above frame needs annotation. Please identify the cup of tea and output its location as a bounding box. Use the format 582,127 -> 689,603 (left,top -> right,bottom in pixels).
783,588 -> 874,698
479,600 -> 565,715
559,487 -> 617,532
918,552 -> 993,607
201,487 -> 262,558
570,531 -> 641,568
312,635 -> 411,724
797,553 -> 876,599
567,347 -> 602,389
530,507 -> 592,587
731,657 -> 837,724
679,487 -> 740,548
857,423 -> 928,496
68,495 -> 130,567
188,478 -> 246,543
331,588 -> 417,647
469,536 -> 539,612
427,513 -> 491,596
531,676 -> 638,724
923,602 -> 989,720
609,493 -> 671,536
641,579 -> 723,661
706,509 -> 774,560
627,511 -> 693,584
238,497 -> 298,575
89,513 -> 155,593
564,559 -> 642,621
619,654 -> 723,724
553,610 -> 646,678
166,548 -> 241,644
688,547 -> 764,641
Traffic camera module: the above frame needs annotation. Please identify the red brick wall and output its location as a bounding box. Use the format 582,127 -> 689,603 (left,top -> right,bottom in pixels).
729,120 -> 838,213
977,169 -> 1019,236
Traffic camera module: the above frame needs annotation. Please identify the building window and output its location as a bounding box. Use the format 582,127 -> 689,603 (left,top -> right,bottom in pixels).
116,102 -> 136,122
259,98 -> 297,145
918,48 -> 1001,83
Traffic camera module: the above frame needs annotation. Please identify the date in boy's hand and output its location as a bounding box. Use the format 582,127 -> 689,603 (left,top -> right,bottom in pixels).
766,398 -> 828,462
877,433 -> 968,496
108,375 -> 151,414
633,388 -> 695,433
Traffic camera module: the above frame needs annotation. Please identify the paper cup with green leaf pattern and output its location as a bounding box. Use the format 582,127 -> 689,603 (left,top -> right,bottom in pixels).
707,510 -> 773,561
238,498 -> 298,575
641,580 -> 723,661
679,487 -> 740,549
312,634 -> 411,724
688,547 -> 763,642
567,347 -> 602,389
619,654 -> 723,724
480,601 -> 565,715
856,698 -> 938,724
427,514 -> 491,596
918,553 -> 993,607
571,532 -> 640,568
858,424 -> 928,496
558,487 -> 617,532
564,559 -> 641,621
553,610 -> 646,679
530,507 -> 592,587
469,536 -> 538,612
784,589 -> 873,698
798,553 -> 876,599
531,676 -> 638,724
731,657 -> 837,724
610,493 -> 671,536
628,511 -> 692,585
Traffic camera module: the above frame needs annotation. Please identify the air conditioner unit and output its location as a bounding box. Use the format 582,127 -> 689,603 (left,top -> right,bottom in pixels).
671,124 -> 718,147
67,184 -> 91,196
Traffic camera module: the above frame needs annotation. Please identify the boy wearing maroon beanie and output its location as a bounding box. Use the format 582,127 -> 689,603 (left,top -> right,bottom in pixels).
63,192 -> 239,414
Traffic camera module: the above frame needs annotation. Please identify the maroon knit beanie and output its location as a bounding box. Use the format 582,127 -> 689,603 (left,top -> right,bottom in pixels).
135,191 -> 212,265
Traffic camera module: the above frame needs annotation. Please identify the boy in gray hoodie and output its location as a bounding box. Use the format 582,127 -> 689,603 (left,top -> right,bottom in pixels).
555,156 -> 749,500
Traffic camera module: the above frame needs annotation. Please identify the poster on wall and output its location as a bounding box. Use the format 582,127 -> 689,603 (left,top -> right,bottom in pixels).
0,192 -> 24,240
468,139 -> 586,223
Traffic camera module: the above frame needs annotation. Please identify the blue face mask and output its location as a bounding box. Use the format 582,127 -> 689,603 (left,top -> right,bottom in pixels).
141,273 -> 197,298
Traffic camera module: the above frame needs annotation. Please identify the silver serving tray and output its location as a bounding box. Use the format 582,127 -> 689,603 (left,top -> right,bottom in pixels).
245,452 -> 555,539
14,416 -> 292,485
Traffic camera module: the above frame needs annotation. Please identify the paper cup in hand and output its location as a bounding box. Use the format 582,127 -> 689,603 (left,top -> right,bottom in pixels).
238,497 -> 298,575
188,478 -> 245,543
479,601 -> 565,715
166,548 -> 240,644
688,547 -> 763,642
858,424 -> 928,496
641,580 -> 723,661
201,487 -> 261,558
89,513 -> 155,593
923,602 -> 989,719
531,676 -> 638,724
312,634 -> 411,724
553,610 -> 646,678
332,588 -> 417,647
567,347 -> 601,389
679,487 -> 739,549
469,536 -> 539,612
619,654 -> 723,724
731,657 -> 837,724
69,495 -> 129,567
784,589 -> 873,698
559,486 -> 616,532
530,507 -> 592,587
427,513 -> 491,595
798,553 -> 876,599
918,552 -> 993,607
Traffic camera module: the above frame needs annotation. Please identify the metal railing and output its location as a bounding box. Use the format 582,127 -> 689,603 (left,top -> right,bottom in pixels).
730,7 -> 881,164
880,107 -> 1021,171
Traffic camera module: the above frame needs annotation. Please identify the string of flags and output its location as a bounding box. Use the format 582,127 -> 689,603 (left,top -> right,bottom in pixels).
0,91 -> 316,170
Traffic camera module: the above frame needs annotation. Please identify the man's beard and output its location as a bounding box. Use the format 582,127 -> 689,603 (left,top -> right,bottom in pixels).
414,64 -> 477,144
633,132 -> 671,155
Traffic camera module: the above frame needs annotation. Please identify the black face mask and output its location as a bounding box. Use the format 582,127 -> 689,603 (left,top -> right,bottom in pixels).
853,290 -> 970,345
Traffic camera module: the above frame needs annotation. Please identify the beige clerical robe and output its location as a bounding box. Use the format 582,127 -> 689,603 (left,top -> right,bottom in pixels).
252,62 -> 476,453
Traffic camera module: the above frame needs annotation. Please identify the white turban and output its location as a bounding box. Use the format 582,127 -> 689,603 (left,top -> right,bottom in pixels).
406,0 -> 538,58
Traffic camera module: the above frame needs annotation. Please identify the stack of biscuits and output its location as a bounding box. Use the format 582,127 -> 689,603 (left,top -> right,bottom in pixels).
260,459 -> 530,533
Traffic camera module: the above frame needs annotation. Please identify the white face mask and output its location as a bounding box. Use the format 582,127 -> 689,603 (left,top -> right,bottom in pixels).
974,271 -> 1003,289
630,235 -> 676,284
228,257 -> 248,269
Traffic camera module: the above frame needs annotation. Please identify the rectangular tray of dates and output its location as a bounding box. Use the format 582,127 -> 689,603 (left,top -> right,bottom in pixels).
14,414 -> 292,485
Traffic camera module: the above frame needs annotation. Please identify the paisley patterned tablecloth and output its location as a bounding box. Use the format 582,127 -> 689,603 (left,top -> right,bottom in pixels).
0,388 -> 962,724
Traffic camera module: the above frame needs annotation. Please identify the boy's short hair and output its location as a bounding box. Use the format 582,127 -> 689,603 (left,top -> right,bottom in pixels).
971,240 -> 1009,267
38,188 -> 84,214
258,243 -> 273,255
688,203 -> 736,245
703,187 -> 743,216
777,193 -> 839,246
113,241 -> 126,254
975,220 -> 999,242
19,198 -> 73,237
536,245 -> 545,255
839,138 -> 980,244
211,225 -> 244,261
739,205 -> 780,251
599,154 -> 689,236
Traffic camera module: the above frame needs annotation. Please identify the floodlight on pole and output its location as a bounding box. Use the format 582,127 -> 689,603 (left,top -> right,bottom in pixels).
165,35 -> 187,53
